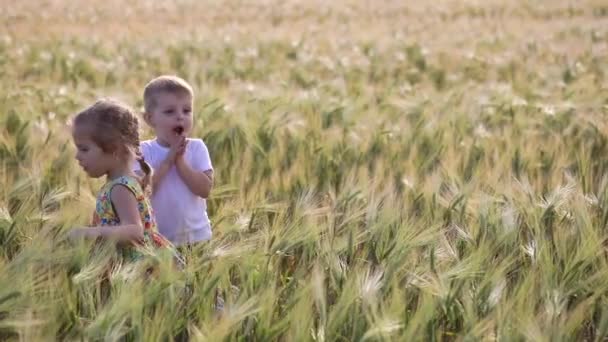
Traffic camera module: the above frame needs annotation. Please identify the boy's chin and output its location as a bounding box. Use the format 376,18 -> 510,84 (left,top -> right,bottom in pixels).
173,129 -> 189,135
166,132 -> 189,140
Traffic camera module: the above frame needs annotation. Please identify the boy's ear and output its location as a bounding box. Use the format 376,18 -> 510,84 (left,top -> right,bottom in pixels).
142,112 -> 153,126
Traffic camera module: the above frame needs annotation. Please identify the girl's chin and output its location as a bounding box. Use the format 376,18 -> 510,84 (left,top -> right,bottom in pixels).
82,168 -> 103,178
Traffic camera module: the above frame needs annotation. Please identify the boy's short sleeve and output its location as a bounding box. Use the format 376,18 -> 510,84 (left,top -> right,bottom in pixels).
190,139 -> 213,172
132,141 -> 156,175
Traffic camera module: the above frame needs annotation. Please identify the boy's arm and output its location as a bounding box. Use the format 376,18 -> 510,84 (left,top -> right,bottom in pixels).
175,158 -> 213,198
175,139 -> 214,199
69,185 -> 144,241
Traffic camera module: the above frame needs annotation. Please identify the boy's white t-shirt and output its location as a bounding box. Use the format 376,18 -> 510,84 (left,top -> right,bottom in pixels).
139,138 -> 213,245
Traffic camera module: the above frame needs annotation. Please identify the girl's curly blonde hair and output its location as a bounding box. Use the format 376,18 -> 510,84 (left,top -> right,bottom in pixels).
73,98 -> 152,189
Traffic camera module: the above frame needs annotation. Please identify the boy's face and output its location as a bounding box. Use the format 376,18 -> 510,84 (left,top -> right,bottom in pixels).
146,91 -> 193,146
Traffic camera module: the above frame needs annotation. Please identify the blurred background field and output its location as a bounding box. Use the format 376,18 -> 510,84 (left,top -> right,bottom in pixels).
1,0 -> 608,340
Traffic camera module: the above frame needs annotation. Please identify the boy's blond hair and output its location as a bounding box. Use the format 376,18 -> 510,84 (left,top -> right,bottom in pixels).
143,75 -> 194,113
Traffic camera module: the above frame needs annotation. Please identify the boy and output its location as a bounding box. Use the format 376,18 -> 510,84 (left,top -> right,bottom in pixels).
138,75 -> 214,247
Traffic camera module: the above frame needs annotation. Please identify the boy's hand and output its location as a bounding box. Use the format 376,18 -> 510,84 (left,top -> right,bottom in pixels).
167,135 -> 188,163
176,138 -> 188,158
153,134 -> 187,193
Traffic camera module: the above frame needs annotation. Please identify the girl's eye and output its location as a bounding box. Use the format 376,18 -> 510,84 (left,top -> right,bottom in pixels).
163,110 -> 174,115
184,109 -> 192,114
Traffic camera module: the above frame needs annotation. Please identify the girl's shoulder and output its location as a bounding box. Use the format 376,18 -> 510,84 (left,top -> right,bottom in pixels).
106,176 -> 143,196
113,175 -> 141,186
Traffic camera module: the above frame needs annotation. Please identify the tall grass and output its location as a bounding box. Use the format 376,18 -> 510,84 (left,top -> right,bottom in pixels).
1,0 -> 608,340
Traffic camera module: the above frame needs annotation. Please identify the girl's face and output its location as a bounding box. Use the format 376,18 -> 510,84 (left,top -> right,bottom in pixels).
72,127 -> 116,178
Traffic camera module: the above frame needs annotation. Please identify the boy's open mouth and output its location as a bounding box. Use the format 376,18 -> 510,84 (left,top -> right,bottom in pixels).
173,126 -> 184,135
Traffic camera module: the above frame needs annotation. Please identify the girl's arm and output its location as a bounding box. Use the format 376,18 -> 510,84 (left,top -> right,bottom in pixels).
70,185 -> 144,241
175,158 -> 213,198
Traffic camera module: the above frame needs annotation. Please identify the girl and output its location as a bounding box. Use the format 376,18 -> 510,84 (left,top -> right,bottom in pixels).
69,99 -> 181,265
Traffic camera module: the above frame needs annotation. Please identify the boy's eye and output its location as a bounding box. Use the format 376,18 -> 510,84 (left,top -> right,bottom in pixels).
184,109 -> 192,114
163,109 -> 174,115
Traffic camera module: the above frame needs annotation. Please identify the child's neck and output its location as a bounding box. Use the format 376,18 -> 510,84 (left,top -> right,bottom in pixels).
156,137 -> 170,148
107,164 -> 134,181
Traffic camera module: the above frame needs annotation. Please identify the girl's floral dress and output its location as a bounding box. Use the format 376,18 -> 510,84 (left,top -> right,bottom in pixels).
93,175 -> 183,265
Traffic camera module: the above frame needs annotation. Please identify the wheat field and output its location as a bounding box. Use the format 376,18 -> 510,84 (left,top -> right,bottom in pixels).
1,0 -> 608,340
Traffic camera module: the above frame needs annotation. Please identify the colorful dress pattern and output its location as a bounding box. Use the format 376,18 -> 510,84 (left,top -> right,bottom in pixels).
92,175 -> 180,262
